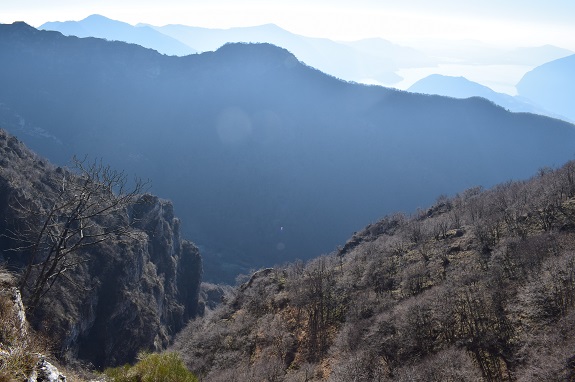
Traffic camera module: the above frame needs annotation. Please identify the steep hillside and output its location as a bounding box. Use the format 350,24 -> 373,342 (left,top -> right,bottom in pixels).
0,22 -> 574,283
0,129 -> 202,368
517,54 -> 575,122
172,160 -> 575,381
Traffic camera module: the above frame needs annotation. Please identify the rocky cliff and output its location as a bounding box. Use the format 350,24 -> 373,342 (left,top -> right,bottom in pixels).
0,129 -> 202,368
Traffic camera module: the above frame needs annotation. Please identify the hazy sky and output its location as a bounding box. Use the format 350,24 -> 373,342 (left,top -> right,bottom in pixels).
3,0 -> 575,49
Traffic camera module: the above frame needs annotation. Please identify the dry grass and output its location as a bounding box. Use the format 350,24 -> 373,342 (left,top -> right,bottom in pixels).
104,352 -> 198,382
0,268 -> 54,381
0,289 -> 41,380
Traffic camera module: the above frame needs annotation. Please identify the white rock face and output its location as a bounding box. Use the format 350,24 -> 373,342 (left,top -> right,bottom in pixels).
28,357 -> 67,382
11,286 -> 27,333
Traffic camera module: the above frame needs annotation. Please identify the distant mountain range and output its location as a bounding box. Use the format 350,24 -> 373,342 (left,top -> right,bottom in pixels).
1,22 -> 575,283
38,14 -> 575,120
40,14 -> 434,85
407,74 -> 562,119
40,14 -> 196,56
408,51 -> 575,123
145,22 -> 434,84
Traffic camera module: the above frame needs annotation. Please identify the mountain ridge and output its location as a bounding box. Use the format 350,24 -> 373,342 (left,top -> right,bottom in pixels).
37,14 -> 575,95
40,14 -> 196,56
41,14 -> 436,84
1,22 -> 574,283
407,74 -> 564,119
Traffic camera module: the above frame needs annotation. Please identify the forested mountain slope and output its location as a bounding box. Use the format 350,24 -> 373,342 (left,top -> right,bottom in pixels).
0,129 -> 202,368
1,22 -> 574,283
172,160 -> 575,381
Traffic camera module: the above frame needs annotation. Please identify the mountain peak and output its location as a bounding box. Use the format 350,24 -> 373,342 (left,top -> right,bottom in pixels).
216,41 -> 289,53
10,21 -> 33,27
5,21 -> 36,31
408,74 -> 496,98
250,23 -> 286,32
81,14 -> 127,26
0,21 -> 39,39
214,42 -> 299,64
83,14 -> 110,21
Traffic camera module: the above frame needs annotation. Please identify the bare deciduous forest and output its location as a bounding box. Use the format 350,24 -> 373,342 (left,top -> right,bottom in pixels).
172,160 -> 575,381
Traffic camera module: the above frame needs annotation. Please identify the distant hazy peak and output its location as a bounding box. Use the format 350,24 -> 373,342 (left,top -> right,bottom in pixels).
82,14 -> 112,22
408,74 -> 497,97
43,13 -> 123,25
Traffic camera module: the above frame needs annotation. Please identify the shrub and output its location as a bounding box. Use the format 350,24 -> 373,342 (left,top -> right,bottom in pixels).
103,352 -> 198,382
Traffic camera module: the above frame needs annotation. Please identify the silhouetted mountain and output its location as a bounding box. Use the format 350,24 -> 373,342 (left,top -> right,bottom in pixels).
1,22 -> 574,283
517,54 -> 575,122
172,160 -> 575,381
144,22 -> 434,84
41,14 -> 196,56
408,74 -> 557,118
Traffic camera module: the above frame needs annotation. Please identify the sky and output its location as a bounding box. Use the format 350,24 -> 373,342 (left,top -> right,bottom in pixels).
2,0 -> 575,49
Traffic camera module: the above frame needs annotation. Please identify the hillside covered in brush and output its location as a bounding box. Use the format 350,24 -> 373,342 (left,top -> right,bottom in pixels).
172,160 -> 575,381
0,129 -> 202,368
1,22 -> 574,283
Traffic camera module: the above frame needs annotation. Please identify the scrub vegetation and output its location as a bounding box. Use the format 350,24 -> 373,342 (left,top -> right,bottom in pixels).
103,352 -> 198,382
172,160 -> 575,381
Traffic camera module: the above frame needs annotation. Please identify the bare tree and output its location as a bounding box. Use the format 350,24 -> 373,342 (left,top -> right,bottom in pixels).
5,156 -> 146,313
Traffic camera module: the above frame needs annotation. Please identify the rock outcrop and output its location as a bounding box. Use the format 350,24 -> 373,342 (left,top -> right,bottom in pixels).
28,356 -> 67,382
0,271 -> 67,381
0,129 -> 202,368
